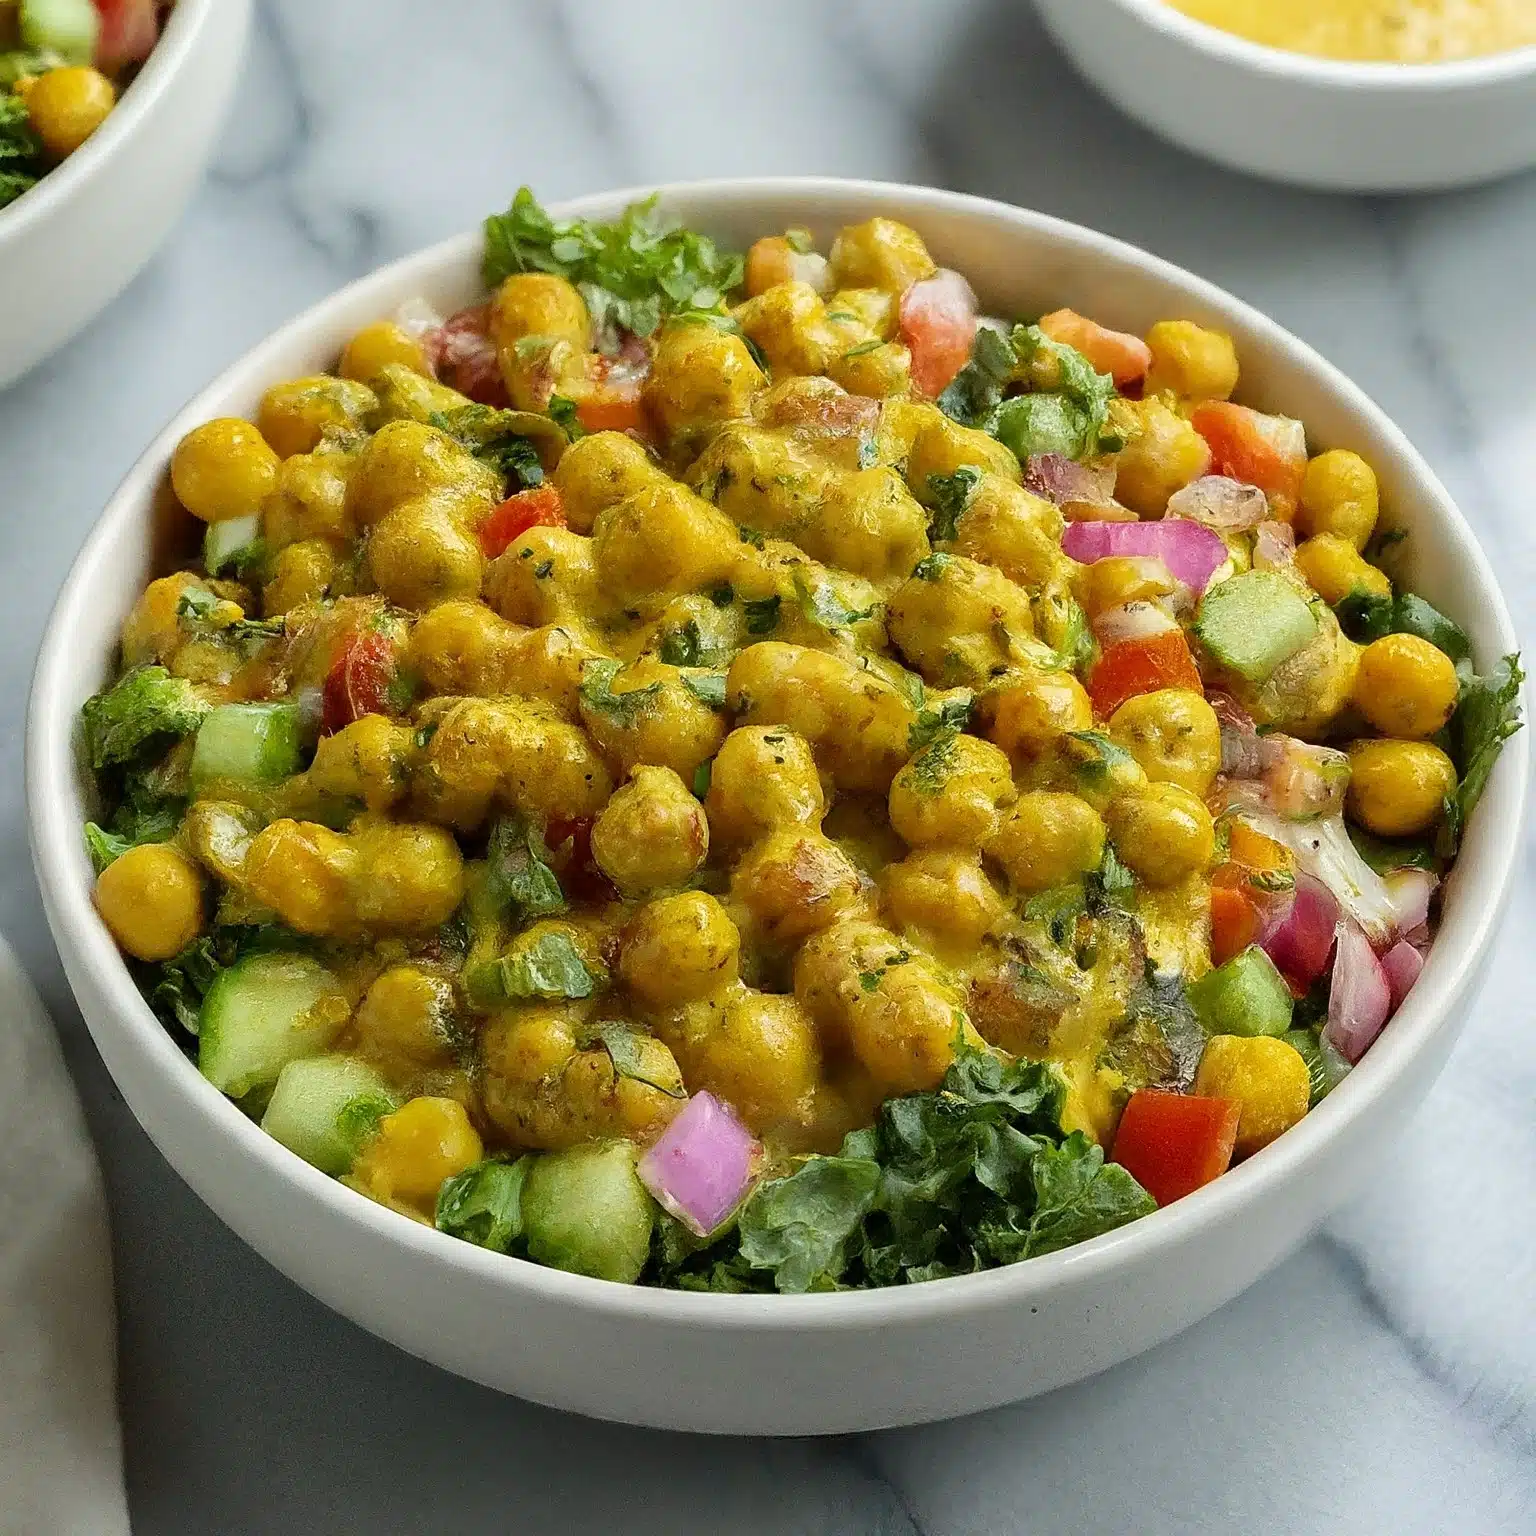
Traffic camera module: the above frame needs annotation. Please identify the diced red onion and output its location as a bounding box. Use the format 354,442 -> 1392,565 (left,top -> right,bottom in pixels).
1253,520 -> 1297,572
1062,518 -> 1230,593
1380,939 -> 1425,1010
1166,476 -> 1269,530
1092,600 -> 1180,648
1262,872 -> 1339,992
638,1092 -> 761,1237
1210,693 -> 1269,779
789,250 -> 833,295
1263,737 -> 1350,818
1025,454 -> 1117,508
1383,868 -> 1437,935
1324,920 -> 1393,1064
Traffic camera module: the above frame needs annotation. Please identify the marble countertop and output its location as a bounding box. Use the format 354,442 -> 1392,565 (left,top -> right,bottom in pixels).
2,1 -> 1532,1529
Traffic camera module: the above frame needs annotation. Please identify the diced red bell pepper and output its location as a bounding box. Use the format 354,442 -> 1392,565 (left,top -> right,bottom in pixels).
544,816 -> 618,905
1111,1090 -> 1240,1207
1038,308 -> 1152,388
425,304 -> 509,406
1209,881 -> 1262,968
479,485 -> 566,560
321,628 -> 398,735
94,0 -> 161,73
1190,402 -> 1306,520
899,269 -> 977,401
1088,629 -> 1204,718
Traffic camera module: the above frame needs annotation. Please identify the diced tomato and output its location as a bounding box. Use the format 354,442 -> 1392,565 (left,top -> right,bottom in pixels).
899,269 -> 977,401
544,816 -> 618,904
574,351 -> 650,436
478,485 -> 566,560
1088,629 -> 1204,718
1111,1090 -> 1240,1207
425,304 -> 509,406
322,629 -> 398,735
1038,308 -> 1152,388
1190,402 -> 1306,520
1209,882 -> 1262,967
93,0 -> 161,73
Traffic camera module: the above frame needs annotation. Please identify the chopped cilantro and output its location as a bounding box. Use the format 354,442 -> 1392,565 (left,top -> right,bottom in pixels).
486,817 -> 566,923
794,572 -> 877,632
428,404 -> 546,489
912,553 -> 953,584
0,93 -> 41,211
81,667 -> 210,771
579,658 -> 661,727
1438,652 -> 1524,854
937,326 -> 1016,429
743,595 -> 782,635
681,671 -> 728,709
925,467 -> 980,544
908,696 -> 973,754
692,756 -> 714,799
546,394 -> 585,438
841,338 -> 883,359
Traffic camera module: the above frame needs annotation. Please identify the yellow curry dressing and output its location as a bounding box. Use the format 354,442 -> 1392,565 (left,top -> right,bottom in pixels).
1168,0 -> 1536,62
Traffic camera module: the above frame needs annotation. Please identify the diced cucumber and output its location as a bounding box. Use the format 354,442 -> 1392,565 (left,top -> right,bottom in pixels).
204,514 -> 263,576
520,1141 -> 655,1284
1195,571 -> 1319,684
260,1055 -> 399,1175
190,703 -> 303,789
198,953 -> 348,1099
19,0 -> 97,63
1188,945 -> 1294,1039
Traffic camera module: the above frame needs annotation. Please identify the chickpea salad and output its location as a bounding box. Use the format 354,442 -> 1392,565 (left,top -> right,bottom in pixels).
0,0 -> 170,210
80,190 -> 1522,1292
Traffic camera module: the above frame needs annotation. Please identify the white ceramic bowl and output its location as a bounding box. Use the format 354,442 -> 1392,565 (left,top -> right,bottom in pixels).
0,0 -> 250,388
1034,0 -> 1536,192
27,179 -> 1528,1435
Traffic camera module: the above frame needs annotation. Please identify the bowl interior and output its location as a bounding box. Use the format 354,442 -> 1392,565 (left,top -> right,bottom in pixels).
27,179 -> 1529,1323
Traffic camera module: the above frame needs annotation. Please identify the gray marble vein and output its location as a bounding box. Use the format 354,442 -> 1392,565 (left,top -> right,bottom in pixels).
0,2 -> 1532,1530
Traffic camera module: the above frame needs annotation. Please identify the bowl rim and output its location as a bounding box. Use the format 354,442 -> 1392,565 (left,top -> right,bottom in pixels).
0,0 -> 217,244
1096,0 -> 1536,86
27,175 -> 1529,1330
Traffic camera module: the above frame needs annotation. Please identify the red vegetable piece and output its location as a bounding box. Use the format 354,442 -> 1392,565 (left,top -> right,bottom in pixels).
575,358 -> 649,436
1209,881 -> 1262,968
94,0 -> 161,73
322,629 -> 397,735
479,485 -> 566,560
1038,308 -> 1152,388
545,816 -> 618,904
1088,629 -> 1204,718
1190,402 -> 1306,520
1111,1090 -> 1240,1207
899,269 -> 977,401
425,304 -> 509,406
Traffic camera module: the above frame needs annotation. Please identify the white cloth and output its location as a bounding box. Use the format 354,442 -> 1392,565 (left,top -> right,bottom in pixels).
0,934 -> 129,1536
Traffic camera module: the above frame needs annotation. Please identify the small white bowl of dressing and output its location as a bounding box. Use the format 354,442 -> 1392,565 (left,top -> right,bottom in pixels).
1033,0 -> 1536,191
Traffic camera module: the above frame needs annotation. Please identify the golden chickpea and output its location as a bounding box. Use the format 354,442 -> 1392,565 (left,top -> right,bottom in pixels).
947,475 -> 1065,590
887,554 -> 1035,688
241,820 -> 345,935
727,641 -> 916,793
1144,320 -> 1240,401
170,418 -> 281,524
797,467 -> 930,584
26,65 -> 114,158
119,571 -> 199,665
1115,397 -> 1212,517
830,340 -> 912,398
1295,534 -> 1391,605
847,958 -> 979,1096
346,419 -> 500,527
258,376 -> 377,459
705,726 -> 825,846
1077,555 -> 1179,620
735,280 -> 842,376
1353,633 -> 1459,739
888,733 -> 1016,848
686,423 -> 832,537
1108,688 -> 1222,795
1106,784 -> 1215,885
591,765 -> 709,896
502,623 -> 607,719
984,667 -> 1094,763
1299,450 -> 1379,550
578,657 -> 726,782
884,849 -> 1006,947
490,272 -> 591,353
350,821 -> 466,935
265,445 -> 356,550
485,527 -> 598,627
829,217 -> 937,293
827,286 -> 897,340
987,791 -> 1106,891
680,990 -> 820,1135
730,828 -> 866,946
95,844 -> 203,962
307,715 -> 416,812
745,235 -> 801,296
552,430 -> 666,535
1346,738 -> 1457,838
354,965 -> 459,1068
645,318 -> 766,442
622,891 -> 741,1008
353,1096 -> 482,1205
1194,1035 -> 1311,1159
408,600 -> 525,697
366,495 -> 484,612
263,538 -> 341,616
592,481 -> 740,608
905,408 -> 1022,492
339,321 -> 430,383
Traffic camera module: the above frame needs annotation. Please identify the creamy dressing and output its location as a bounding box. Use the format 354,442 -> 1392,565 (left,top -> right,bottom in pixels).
1168,0 -> 1536,62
